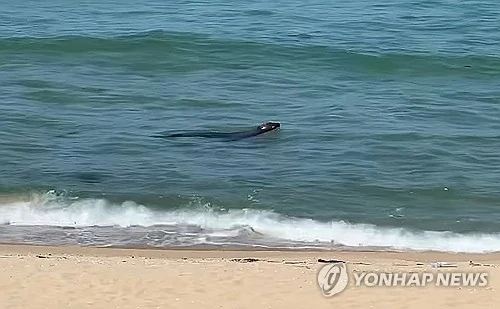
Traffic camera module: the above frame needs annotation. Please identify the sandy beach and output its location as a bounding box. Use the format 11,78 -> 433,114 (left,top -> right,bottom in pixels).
0,245 -> 498,309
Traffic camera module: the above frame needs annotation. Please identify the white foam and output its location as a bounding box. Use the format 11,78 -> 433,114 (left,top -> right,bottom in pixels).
1,192 -> 499,253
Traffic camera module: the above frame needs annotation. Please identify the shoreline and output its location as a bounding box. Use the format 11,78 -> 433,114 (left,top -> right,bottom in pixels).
2,242 -> 500,259
2,242 -> 500,262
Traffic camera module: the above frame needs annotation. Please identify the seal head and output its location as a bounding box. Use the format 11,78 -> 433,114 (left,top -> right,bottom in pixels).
256,121 -> 280,134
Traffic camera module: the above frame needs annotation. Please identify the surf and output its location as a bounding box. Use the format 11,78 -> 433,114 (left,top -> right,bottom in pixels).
1,192 -> 499,253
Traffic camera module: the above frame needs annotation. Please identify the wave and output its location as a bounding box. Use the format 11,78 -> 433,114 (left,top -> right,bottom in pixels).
0,191 -> 498,253
1,30 -> 499,77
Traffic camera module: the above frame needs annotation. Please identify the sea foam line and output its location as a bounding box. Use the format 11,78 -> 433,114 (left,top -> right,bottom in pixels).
0,193 -> 499,253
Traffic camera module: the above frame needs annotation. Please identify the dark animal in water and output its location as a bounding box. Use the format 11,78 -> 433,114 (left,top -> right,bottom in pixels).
152,121 -> 280,140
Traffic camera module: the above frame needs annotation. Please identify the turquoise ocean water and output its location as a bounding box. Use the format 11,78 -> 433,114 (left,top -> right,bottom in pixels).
1,0 -> 500,252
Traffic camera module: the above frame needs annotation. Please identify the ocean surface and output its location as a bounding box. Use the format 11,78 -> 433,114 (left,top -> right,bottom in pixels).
1,0 -> 500,253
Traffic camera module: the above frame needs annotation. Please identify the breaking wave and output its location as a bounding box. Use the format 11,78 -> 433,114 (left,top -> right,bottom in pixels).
0,191 -> 499,253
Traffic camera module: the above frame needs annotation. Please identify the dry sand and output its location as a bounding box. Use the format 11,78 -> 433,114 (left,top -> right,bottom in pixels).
0,244 -> 498,309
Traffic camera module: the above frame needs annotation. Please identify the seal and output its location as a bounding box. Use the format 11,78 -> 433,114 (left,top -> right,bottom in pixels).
152,121 -> 280,140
